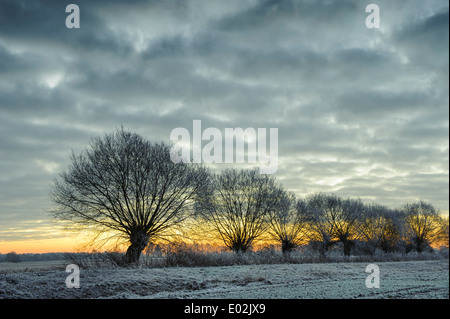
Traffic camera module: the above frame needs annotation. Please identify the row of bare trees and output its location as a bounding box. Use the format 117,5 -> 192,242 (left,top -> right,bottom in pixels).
50,129 -> 448,264
269,194 -> 447,256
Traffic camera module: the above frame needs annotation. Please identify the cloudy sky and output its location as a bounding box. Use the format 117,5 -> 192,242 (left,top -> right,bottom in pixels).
0,0 -> 448,252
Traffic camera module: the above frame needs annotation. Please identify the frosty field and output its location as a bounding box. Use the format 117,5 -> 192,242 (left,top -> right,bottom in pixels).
1,259 -> 448,299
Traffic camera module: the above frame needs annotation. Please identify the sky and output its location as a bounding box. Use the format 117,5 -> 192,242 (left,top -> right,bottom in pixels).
0,0 -> 448,253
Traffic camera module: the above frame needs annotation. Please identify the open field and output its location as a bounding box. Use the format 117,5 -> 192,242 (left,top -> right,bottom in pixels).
0,260 -> 67,273
1,259 -> 448,299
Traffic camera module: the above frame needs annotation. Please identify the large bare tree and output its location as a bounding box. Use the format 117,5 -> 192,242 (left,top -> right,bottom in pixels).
304,193 -> 364,256
402,201 -> 442,252
50,128 -> 209,263
195,168 -> 285,253
268,193 -> 309,254
357,203 -> 403,254
303,193 -> 340,256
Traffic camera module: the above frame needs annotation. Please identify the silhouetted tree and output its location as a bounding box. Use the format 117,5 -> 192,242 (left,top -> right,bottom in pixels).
402,201 -> 442,252
268,194 -> 309,254
437,216 -> 449,248
302,193 -> 339,256
5,251 -> 21,263
50,128 -> 209,264
357,204 -> 404,254
304,193 -> 364,256
195,168 -> 284,253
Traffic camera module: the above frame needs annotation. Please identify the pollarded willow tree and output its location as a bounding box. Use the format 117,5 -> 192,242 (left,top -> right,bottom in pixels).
49,128 -> 209,263
195,168 -> 286,253
402,201 -> 443,252
268,193 -> 310,254
357,203 -> 403,254
303,193 -> 365,256
303,193 -> 341,256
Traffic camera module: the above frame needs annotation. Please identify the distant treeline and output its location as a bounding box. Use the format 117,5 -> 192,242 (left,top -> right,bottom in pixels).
0,252 -> 65,263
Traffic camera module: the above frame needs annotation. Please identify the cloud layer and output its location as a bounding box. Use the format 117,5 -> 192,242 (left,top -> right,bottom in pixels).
0,0 -> 448,243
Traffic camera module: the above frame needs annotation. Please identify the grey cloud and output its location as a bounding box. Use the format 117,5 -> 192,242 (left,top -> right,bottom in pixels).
395,9 -> 449,68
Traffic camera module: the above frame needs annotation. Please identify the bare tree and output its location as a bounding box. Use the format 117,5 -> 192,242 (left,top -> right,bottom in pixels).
337,198 -> 365,256
357,204 -> 403,254
195,168 -> 284,253
268,193 -> 309,254
436,216 -> 449,248
304,193 -> 364,256
50,128 -> 209,263
5,251 -> 21,263
402,201 -> 442,252
303,193 -> 338,256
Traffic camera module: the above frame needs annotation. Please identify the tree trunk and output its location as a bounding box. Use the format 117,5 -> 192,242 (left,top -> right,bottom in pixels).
343,241 -> 351,256
231,242 -> 248,253
341,238 -> 354,256
415,236 -> 425,253
281,240 -> 296,254
230,236 -> 253,253
125,229 -> 150,264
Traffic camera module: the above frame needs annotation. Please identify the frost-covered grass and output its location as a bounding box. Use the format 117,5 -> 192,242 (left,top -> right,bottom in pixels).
1,246 -> 448,299
2,246 -> 447,272
0,260 -> 67,273
1,259 -> 448,299
58,245 -> 450,269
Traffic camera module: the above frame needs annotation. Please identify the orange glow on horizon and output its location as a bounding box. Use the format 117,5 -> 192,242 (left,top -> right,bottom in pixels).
0,236 -> 83,254
1,213 -> 447,254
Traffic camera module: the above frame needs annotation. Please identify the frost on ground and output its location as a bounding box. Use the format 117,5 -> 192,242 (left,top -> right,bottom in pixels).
0,260 -> 448,299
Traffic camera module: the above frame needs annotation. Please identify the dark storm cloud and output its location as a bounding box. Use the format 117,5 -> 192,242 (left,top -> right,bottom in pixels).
0,0 -> 448,244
